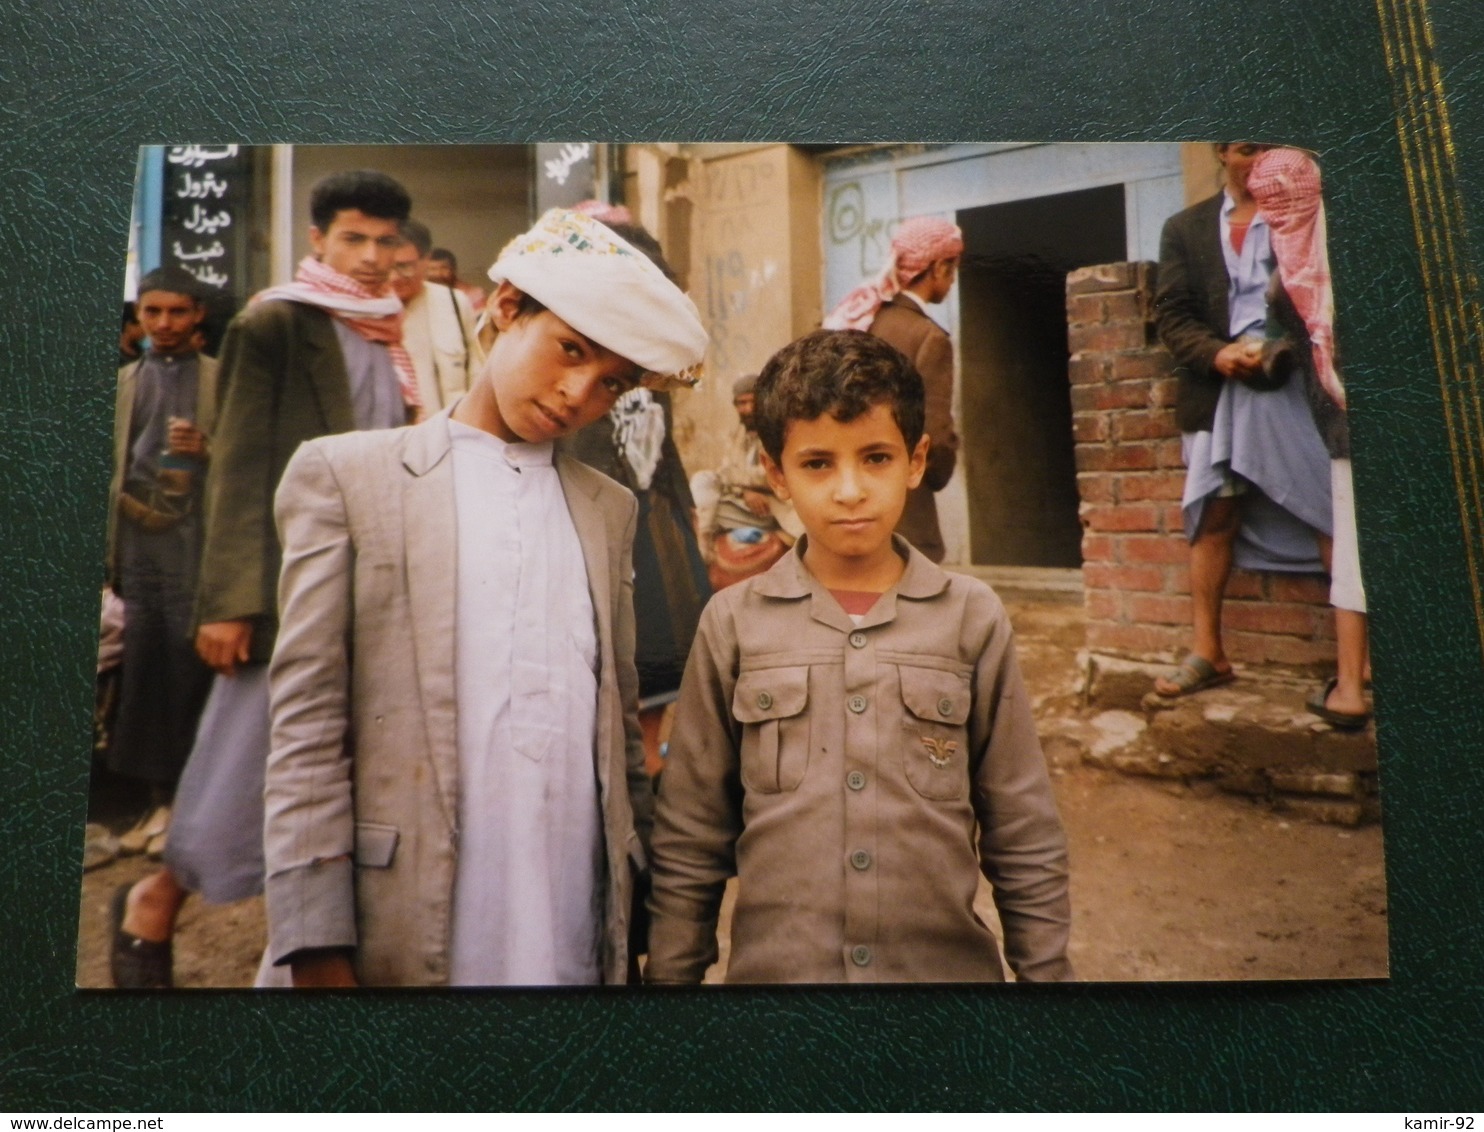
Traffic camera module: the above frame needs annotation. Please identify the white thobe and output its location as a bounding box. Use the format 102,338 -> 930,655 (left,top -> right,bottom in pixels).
446,418 -> 604,986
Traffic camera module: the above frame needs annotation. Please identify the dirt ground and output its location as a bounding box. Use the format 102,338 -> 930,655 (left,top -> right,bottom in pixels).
74,596 -> 1388,988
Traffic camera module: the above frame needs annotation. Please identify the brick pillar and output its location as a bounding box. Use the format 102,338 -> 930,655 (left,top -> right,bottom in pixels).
1067,262 -> 1336,672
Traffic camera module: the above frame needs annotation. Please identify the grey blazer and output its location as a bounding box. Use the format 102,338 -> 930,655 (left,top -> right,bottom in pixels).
263,407 -> 652,985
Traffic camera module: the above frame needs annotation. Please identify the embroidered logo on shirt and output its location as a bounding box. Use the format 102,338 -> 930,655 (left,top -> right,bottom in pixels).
921,737 -> 957,768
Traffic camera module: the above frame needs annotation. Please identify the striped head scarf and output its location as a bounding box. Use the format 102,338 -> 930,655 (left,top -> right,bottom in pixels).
823,215 -> 964,331
253,255 -> 421,413
1247,148 -> 1345,409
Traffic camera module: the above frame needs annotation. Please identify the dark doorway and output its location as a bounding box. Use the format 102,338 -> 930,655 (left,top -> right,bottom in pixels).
958,185 -> 1126,567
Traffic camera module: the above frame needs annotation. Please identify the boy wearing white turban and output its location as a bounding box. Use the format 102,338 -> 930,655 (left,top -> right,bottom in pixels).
263,210 -> 708,987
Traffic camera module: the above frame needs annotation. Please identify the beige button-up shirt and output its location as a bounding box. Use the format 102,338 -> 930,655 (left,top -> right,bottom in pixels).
647,538 -> 1073,984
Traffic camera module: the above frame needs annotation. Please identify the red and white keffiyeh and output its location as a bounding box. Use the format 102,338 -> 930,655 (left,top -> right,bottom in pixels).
1248,148 -> 1345,410
823,215 -> 965,331
253,255 -> 421,412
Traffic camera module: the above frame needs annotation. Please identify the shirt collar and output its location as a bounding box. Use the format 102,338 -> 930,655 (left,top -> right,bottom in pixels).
752,534 -> 951,602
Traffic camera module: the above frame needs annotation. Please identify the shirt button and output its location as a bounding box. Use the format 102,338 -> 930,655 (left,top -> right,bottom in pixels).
848,695 -> 867,714
849,631 -> 867,649
851,945 -> 872,967
850,849 -> 872,871
937,697 -> 954,717
846,771 -> 866,791
757,691 -> 773,710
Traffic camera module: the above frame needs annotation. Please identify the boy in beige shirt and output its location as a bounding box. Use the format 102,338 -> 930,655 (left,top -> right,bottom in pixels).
647,329 -> 1073,984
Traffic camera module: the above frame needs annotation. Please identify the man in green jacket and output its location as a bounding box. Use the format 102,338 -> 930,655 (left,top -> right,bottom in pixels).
111,169 -> 416,988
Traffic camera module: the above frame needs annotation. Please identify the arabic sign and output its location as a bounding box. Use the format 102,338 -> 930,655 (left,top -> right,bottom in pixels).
534,142 -> 597,212
160,145 -> 244,292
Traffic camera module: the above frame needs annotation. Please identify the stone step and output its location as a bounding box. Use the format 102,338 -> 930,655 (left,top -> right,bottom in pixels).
1059,652 -> 1379,825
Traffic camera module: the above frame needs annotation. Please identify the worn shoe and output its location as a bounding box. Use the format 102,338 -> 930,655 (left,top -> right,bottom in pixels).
82,823 -> 119,871
108,883 -> 173,989
117,805 -> 170,856
1153,654 -> 1236,698
1306,677 -> 1372,731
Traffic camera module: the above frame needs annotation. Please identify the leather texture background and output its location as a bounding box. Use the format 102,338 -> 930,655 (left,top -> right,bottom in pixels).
3,0 -> 1482,1111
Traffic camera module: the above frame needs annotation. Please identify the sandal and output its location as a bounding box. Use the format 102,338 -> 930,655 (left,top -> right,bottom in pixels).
1154,654 -> 1236,698
118,804 -> 170,856
1306,677 -> 1372,731
109,883 -> 173,989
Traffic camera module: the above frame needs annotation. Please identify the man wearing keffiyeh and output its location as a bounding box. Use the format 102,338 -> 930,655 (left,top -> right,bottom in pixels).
110,170 -> 416,989
825,215 -> 964,562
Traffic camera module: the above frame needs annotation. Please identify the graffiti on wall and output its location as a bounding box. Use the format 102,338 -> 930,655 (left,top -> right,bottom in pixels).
701,155 -> 785,375
826,180 -> 891,278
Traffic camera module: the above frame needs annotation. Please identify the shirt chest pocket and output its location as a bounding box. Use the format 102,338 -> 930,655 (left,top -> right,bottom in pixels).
899,665 -> 971,801
732,666 -> 810,794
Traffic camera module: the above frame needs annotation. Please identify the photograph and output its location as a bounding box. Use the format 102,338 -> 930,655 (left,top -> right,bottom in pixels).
6,0 -> 1483,1112
78,141 -> 1386,990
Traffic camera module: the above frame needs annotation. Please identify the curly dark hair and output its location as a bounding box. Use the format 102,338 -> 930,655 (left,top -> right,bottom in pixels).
309,170 -> 412,230
753,329 -> 925,464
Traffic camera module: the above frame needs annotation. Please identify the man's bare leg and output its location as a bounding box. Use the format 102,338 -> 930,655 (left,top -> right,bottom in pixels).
1154,494 -> 1241,695
122,867 -> 188,943
1329,609 -> 1370,715
1315,533 -> 1369,715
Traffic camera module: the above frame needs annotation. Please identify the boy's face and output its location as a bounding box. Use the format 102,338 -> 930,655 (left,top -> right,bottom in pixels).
764,400 -> 928,579
426,258 -> 455,286
480,280 -> 642,444
308,208 -> 403,291
136,289 -> 204,354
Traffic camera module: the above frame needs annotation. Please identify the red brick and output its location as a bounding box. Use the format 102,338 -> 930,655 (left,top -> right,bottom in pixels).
1068,293 -> 1105,327
1167,565 -> 1190,594
1122,536 -> 1189,564
1111,351 -> 1172,383
1133,261 -> 1157,294
1126,593 -> 1191,624
1075,471 -> 1115,503
1067,354 -> 1111,385
1087,622 -> 1185,659
1075,445 -> 1113,472
1156,438 -> 1187,467
1068,323 -> 1147,354
1225,571 -> 1265,599
1107,443 -> 1159,471
1099,383 -> 1152,410
1150,377 -> 1181,408
1103,290 -> 1148,322
1114,411 -> 1181,442
1085,504 -> 1160,532
1269,574 -> 1331,604
1070,383 -> 1148,412
1159,504 -> 1186,533
1084,562 -> 1165,593
1072,413 -> 1109,444
1223,629 -> 1270,666
1067,263 -> 1135,294
1260,634 -> 1336,668
1118,471 -> 1187,502
1081,533 -> 1116,563
1224,600 -> 1320,637
1085,590 -> 1123,622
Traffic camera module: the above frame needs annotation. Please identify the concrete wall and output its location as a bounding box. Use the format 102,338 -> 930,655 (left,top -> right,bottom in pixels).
663,144 -> 822,475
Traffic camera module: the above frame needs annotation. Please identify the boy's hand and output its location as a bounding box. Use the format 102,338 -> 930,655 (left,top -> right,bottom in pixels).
741,489 -> 772,518
289,950 -> 359,988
